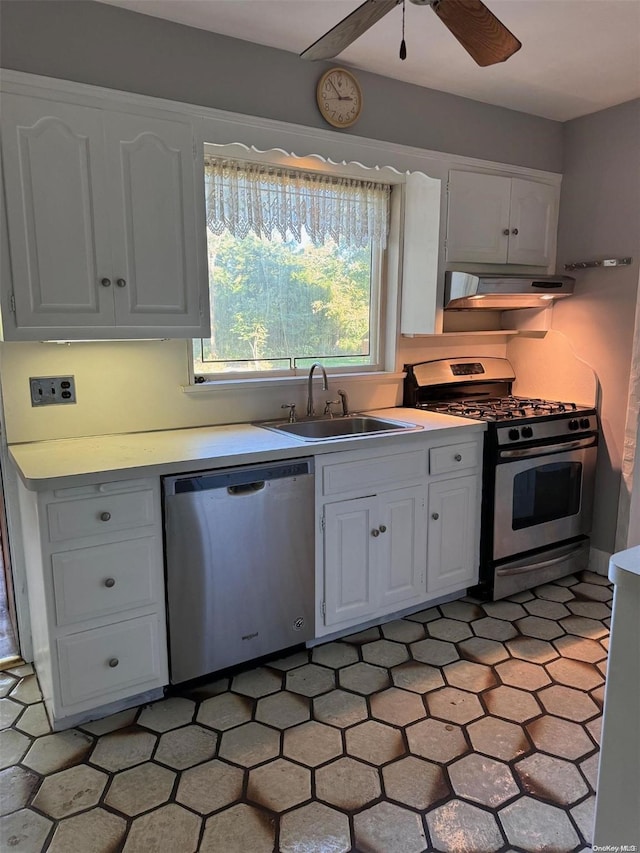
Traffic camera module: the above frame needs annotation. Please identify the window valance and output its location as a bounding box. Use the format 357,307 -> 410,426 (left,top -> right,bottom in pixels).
204,158 -> 390,248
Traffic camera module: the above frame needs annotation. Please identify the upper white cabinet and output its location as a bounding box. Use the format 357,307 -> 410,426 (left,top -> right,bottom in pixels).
1,93 -> 209,340
445,170 -> 558,267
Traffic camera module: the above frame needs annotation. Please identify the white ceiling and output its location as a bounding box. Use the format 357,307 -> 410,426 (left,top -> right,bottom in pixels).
95,0 -> 640,121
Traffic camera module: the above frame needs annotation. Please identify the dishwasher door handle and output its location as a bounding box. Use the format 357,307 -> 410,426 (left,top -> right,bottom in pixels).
227,482 -> 265,495
163,458 -> 313,496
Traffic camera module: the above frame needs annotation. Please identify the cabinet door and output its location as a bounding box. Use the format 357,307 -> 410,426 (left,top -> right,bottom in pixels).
323,496 -> 378,627
507,179 -> 557,266
427,475 -> 479,593
105,112 -> 205,334
378,485 -> 426,609
446,171 -> 510,263
1,95 -> 115,333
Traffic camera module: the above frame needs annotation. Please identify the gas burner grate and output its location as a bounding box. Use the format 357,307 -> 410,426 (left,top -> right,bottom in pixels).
417,394 -> 583,422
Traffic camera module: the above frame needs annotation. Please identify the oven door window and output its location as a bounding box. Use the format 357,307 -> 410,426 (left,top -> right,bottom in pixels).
512,461 -> 582,530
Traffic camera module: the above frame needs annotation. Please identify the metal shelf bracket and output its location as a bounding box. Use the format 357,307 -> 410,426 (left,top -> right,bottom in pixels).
564,257 -> 633,272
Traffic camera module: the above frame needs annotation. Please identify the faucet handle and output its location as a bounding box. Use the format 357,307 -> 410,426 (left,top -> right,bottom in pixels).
323,400 -> 340,418
281,403 -> 297,423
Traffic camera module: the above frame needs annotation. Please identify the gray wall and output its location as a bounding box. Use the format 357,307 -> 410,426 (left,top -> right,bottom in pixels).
554,99 -> 640,554
0,0 -> 563,172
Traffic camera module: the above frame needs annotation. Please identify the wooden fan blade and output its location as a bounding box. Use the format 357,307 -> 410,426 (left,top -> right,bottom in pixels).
301,0 -> 401,61
431,0 -> 521,66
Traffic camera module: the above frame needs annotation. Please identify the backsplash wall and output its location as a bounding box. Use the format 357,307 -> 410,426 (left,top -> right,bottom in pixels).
0,338 -> 509,444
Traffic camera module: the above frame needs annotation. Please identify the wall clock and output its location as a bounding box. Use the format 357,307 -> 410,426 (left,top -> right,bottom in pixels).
316,67 -> 363,129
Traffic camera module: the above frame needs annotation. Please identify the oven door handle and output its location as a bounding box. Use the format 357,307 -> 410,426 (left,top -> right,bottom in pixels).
496,544 -> 586,577
499,436 -> 597,459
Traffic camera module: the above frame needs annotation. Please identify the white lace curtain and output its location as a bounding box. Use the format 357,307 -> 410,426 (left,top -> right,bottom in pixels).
204,158 -> 390,248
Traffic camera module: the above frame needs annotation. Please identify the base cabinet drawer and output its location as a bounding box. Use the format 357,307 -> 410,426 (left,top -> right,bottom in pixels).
429,442 -> 479,475
47,489 -> 156,542
52,537 -> 157,626
57,615 -> 165,706
322,450 -> 427,497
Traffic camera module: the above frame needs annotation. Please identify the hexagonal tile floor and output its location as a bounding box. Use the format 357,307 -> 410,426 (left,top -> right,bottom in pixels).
0,569 -> 611,852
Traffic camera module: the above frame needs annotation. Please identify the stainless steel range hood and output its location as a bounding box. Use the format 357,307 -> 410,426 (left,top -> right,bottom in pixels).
444,271 -> 575,310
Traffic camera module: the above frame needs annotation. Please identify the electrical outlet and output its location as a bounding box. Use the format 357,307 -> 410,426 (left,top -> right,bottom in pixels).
30,376 -> 76,406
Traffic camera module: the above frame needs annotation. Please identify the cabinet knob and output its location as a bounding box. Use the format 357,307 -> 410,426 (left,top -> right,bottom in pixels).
100,511 -> 112,522
371,528 -> 380,537
511,228 -> 519,236
116,278 -> 127,288
100,277 -> 112,287
454,453 -> 462,462
502,229 -> 510,236
108,658 -> 119,668
378,524 -> 387,533
431,512 -> 440,521
104,577 -> 116,588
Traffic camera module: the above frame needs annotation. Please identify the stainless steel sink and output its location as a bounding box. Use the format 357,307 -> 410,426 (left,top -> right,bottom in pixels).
257,414 -> 421,441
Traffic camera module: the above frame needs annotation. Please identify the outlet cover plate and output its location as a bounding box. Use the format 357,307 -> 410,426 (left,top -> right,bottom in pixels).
30,376 -> 76,406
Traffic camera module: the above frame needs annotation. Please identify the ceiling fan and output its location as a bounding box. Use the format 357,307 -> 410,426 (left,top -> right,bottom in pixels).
300,0 -> 522,67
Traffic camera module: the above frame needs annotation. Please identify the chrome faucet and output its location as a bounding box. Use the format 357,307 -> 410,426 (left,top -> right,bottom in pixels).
307,362 -> 328,417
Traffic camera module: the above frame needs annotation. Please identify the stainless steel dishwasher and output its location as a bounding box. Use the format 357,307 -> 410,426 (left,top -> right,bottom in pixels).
163,458 -> 315,684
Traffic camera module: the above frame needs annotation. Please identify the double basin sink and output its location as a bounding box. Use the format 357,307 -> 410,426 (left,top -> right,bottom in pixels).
257,414 -> 421,442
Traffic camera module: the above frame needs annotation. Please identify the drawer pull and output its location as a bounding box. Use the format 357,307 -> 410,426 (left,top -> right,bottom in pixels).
371,528 -> 380,537
379,524 -> 387,533
431,512 -> 440,520
100,511 -> 112,522
104,578 -> 116,588
454,454 -> 462,462
108,658 -> 119,668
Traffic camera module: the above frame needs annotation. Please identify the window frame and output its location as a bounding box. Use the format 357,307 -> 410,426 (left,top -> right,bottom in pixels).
189,142 -> 405,387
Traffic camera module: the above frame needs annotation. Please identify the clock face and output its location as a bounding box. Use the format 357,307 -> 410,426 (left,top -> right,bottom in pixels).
316,68 -> 362,128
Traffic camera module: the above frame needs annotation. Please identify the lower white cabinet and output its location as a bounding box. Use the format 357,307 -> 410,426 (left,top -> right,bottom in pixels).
323,495 -> 377,627
17,476 -> 168,729
427,474 -> 479,594
323,485 -> 426,628
316,433 -> 483,637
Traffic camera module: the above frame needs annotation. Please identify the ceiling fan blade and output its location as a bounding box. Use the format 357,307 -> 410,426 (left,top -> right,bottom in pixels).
431,0 -> 521,66
300,0 -> 401,61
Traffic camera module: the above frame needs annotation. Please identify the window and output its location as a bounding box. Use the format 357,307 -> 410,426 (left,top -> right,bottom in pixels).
193,155 -> 391,379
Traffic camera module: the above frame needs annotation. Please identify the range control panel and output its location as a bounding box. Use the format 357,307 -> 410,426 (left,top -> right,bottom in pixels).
496,413 -> 597,446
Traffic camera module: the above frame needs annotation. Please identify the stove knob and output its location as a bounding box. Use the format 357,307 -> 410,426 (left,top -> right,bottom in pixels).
580,417 -> 591,429
508,428 -> 520,441
521,426 -> 533,438
568,419 -> 579,431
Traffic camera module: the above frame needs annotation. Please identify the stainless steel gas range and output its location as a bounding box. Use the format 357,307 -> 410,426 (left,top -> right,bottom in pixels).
404,357 -> 598,600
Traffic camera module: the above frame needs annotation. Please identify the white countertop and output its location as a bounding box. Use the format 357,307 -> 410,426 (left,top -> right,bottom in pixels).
609,545 -> 640,581
9,408 -> 485,490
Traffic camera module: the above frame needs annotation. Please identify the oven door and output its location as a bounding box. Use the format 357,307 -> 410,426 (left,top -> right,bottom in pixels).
493,435 -> 597,562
